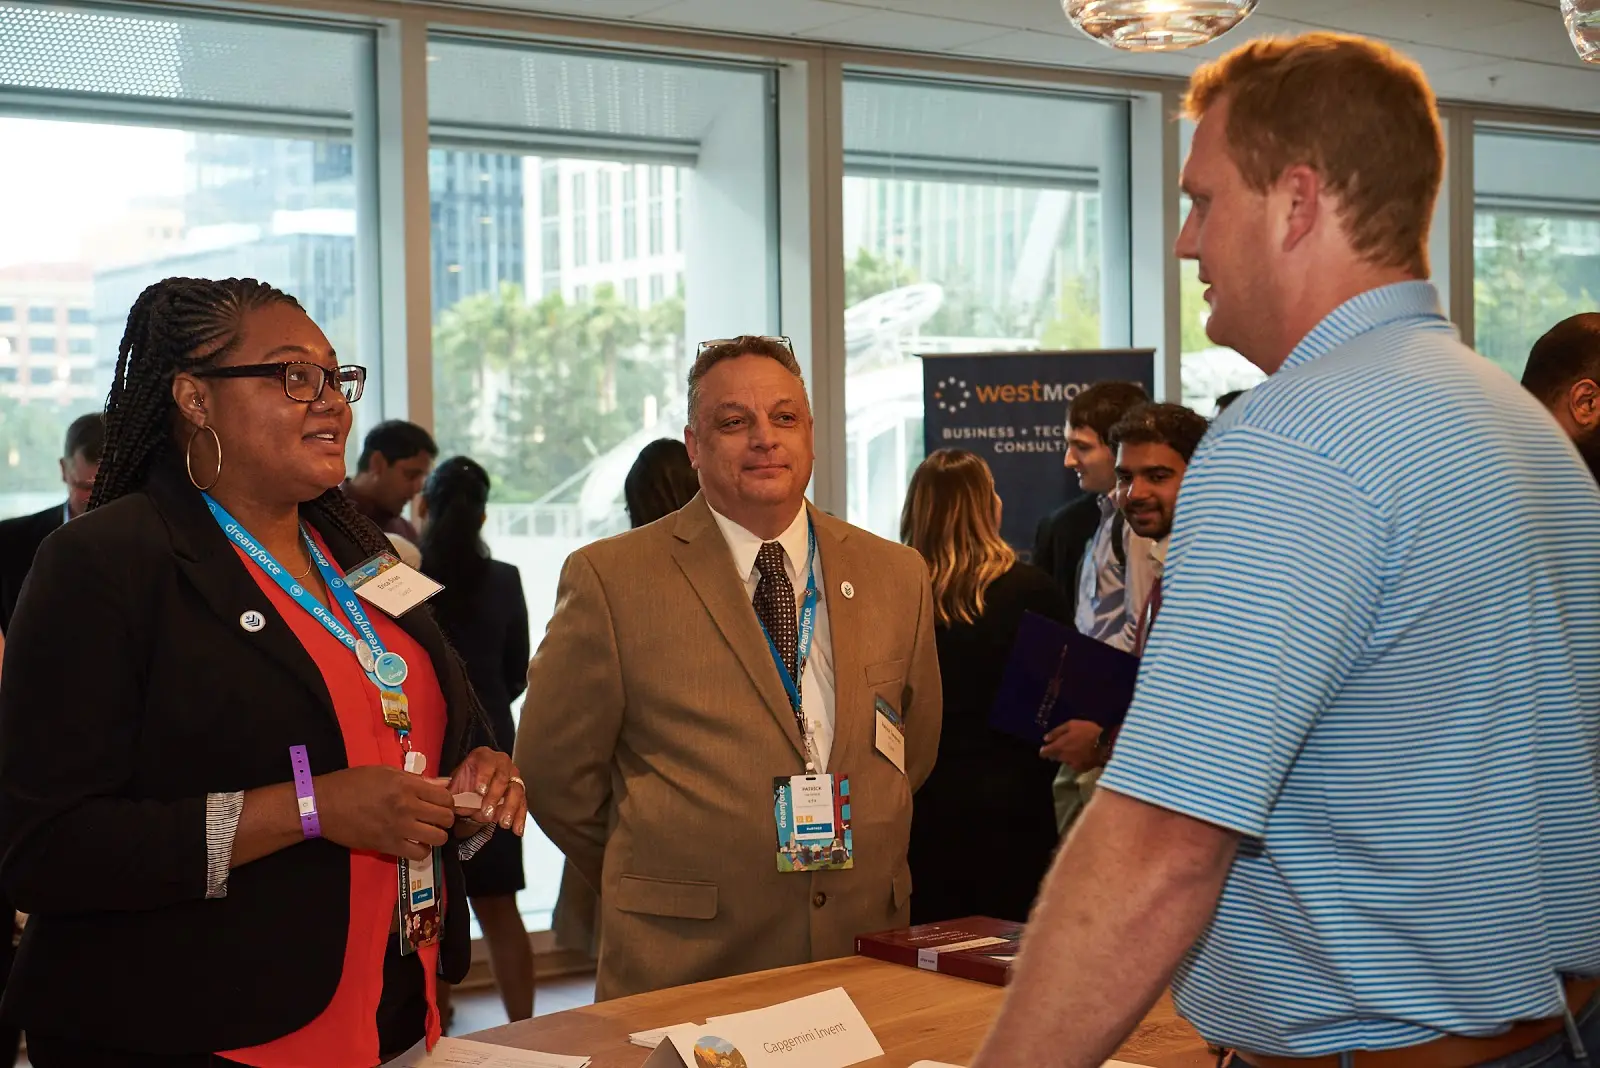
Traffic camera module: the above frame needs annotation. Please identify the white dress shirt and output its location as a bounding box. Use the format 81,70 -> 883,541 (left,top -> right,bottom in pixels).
1126,533 -> 1170,627
708,502 -> 837,772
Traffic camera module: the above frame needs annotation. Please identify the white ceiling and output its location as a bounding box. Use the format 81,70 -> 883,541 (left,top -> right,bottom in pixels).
425,0 -> 1600,113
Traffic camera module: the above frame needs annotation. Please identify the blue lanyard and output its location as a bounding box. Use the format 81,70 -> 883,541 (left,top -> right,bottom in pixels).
757,523 -> 819,760
203,494 -> 400,703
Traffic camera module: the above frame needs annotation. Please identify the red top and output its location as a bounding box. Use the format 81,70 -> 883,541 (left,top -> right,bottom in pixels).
223,532 -> 447,1068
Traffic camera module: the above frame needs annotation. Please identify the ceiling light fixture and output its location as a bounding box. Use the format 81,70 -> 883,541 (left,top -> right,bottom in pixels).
1563,0 -> 1600,63
1061,0 -> 1259,52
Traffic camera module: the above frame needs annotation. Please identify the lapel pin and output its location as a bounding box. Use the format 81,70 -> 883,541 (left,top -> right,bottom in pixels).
841,581 -> 855,600
239,610 -> 266,633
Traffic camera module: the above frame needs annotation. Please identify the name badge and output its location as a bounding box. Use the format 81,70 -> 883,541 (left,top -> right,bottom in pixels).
773,774 -> 853,872
873,697 -> 906,776
344,552 -> 443,618
397,750 -> 441,954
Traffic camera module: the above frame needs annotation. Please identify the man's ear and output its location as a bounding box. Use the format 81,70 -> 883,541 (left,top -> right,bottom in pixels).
1569,378 -> 1600,433
1277,162 -> 1323,254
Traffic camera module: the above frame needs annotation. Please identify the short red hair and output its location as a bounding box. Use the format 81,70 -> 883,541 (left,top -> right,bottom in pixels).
1185,32 -> 1444,276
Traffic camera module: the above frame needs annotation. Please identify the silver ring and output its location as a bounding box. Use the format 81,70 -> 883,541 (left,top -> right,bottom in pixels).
509,775 -> 525,789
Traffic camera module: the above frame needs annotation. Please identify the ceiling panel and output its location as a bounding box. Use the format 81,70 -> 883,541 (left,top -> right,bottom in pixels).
640,0 -> 861,37
953,29 -> 1131,69
804,9 -> 1016,52
427,0 -> 1600,112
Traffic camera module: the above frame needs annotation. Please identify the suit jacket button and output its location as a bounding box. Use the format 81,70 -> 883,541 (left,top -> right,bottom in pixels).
812,891 -> 827,908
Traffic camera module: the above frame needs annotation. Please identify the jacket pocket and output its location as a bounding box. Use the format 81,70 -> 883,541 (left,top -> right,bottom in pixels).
865,659 -> 906,686
891,864 -> 913,910
613,874 -> 719,920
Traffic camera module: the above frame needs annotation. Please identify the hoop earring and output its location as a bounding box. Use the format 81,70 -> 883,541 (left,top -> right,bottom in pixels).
186,425 -> 222,492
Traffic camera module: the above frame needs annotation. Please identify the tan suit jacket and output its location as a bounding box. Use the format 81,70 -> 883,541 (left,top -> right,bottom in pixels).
518,494 -> 942,1000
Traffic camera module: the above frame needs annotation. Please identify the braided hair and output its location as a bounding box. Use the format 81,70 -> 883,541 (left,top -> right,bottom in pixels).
92,276 -> 393,559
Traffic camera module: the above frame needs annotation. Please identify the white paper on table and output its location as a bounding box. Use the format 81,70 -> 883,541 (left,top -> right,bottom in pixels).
909,1061 -> 1151,1068
387,1036 -> 591,1067
648,988 -> 881,1068
629,1024 -> 699,1049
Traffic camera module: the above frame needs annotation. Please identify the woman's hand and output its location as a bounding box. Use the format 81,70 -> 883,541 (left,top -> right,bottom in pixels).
447,748 -> 528,836
314,765 -> 456,861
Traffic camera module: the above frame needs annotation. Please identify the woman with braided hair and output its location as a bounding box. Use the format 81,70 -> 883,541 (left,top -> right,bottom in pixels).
0,277 -> 527,1067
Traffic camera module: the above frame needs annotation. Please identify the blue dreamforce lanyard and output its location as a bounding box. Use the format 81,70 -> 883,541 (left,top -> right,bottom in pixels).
757,522 -> 820,768
203,494 -> 405,708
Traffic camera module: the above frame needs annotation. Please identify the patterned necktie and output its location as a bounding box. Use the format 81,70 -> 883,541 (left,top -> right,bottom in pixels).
753,541 -> 799,684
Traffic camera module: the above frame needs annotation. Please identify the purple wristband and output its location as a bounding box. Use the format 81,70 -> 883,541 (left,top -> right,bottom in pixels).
289,745 -> 321,840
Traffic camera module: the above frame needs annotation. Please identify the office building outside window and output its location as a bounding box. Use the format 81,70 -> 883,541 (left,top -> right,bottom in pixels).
1474,126 -> 1600,377
0,4 -> 375,514
841,75 -> 1132,539
427,37 -> 779,930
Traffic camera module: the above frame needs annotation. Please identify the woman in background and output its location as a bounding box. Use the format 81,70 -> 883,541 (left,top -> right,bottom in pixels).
901,448 -> 1070,925
549,438 -> 699,959
418,457 -> 534,1023
623,437 -> 699,528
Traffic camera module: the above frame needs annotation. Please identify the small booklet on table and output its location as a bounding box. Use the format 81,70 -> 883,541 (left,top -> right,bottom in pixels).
855,916 -> 1024,987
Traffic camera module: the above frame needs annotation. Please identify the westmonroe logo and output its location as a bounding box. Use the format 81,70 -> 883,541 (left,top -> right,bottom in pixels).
932,377 -> 970,414
969,380 -> 1092,405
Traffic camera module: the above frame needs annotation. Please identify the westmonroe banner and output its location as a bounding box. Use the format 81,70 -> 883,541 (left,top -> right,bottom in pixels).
921,349 -> 1156,556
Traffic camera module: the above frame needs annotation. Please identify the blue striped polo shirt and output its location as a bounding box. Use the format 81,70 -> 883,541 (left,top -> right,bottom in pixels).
1099,281 -> 1600,1057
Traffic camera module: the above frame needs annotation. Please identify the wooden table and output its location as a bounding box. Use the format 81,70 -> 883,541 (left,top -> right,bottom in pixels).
468,956 -> 1212,1068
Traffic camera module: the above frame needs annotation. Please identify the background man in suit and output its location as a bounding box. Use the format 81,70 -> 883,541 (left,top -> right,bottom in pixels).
0,411 -> 103,636
519,334 -> 941,1001
1521,312 -> 1600,482
1031,381 -> 1149,618
340,419 -> 436,542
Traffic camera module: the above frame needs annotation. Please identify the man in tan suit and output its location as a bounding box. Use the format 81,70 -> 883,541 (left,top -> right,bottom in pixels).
519,335 -> 942,1000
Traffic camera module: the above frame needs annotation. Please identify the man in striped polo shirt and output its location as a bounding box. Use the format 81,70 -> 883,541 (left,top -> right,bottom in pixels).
974,32 -> 1600,1068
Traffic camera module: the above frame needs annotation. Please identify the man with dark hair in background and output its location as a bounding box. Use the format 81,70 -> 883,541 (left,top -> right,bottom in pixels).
1051,402 -> 1211,780
1032,381 -> 1150,632
0,411 -> 103,635
1032,381 -> 1150,832
341,418 -> 438,543
1521,312 -> 1600,481
1213,389 -> 1245,415
1108,403 -> 1211,655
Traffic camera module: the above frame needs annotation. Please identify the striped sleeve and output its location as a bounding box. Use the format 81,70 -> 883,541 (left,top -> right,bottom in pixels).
1099,427 -> 1389,837
204,790 -> 246,900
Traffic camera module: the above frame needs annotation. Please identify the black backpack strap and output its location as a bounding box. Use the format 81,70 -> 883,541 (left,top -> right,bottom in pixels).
1110,510 -> 1127,569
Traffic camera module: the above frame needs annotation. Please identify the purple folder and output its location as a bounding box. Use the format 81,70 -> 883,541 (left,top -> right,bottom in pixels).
987,611 -> 1141,746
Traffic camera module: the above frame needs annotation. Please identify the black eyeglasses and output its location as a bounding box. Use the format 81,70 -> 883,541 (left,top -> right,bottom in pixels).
193,361 -> 367,404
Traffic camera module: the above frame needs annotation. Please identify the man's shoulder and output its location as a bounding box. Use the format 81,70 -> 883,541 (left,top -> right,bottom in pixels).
0,503 -> 60,535
1040,494 -> 1101,534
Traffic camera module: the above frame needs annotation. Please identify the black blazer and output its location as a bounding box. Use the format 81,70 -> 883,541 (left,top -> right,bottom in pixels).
1031,494 -> 1102,615
0,461 -> 479,1054
0,503 -> 61,635
430,559 -> 529,757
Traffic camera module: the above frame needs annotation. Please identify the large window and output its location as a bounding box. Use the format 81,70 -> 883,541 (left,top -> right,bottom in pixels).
841,75 -> 1132,539
0,4 -> 376,517
1474,126 -> 1600,377
1175,120 -> 1264,413
427,37 -> 779,930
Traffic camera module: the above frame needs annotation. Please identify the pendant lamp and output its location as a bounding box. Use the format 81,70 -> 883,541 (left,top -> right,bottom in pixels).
1061,0 -> 1259,52
1563,0 -> 1600,63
